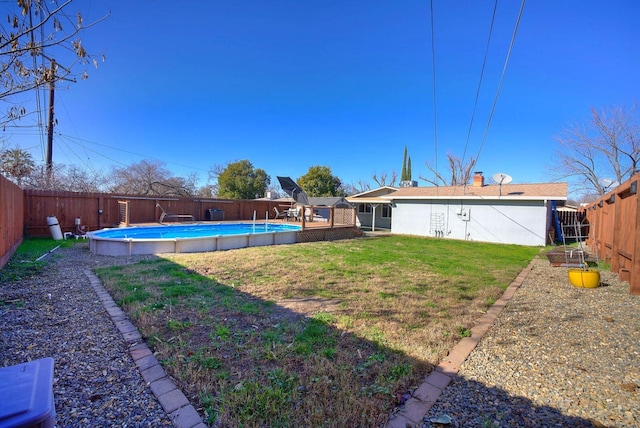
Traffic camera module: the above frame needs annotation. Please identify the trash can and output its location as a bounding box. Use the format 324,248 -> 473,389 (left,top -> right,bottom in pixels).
205,209 -> 224,221
0,357 -> 56,428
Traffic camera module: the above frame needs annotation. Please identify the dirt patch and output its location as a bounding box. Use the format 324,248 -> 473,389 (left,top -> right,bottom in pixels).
276,297 -> 342,316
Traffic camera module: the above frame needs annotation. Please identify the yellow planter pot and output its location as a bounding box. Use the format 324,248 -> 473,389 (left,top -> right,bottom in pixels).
567,268 -> 600,288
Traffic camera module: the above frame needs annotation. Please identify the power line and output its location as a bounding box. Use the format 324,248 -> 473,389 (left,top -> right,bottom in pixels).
54,132 -> 210,173
27,5 -> 47,161
429,0 -> 439,186
474,0 -> 527,166
461,0 -> 499,165
56,133 -> 104,177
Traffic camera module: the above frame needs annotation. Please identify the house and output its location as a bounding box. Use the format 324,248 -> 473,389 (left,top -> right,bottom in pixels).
387,172 -> 567,246
346,186 -> 397,231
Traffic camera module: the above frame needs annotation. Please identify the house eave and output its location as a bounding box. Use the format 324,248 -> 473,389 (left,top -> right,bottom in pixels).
389,195 -> 568,202
346,198 -> 393,204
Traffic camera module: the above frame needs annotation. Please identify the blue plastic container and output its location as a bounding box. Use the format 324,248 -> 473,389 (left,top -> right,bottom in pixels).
0,358 -> 55,428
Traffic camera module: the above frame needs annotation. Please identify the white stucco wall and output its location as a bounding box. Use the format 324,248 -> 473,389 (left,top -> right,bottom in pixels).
390,199 -> 549,246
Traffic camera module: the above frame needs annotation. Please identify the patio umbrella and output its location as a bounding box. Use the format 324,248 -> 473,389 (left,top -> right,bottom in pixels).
277,176 -> 309,205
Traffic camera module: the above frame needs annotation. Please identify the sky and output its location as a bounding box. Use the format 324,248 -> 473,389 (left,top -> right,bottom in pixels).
4,0 -> 640,194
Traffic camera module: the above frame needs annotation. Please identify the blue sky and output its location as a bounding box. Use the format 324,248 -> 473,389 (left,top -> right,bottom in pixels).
5,0 -> 640,193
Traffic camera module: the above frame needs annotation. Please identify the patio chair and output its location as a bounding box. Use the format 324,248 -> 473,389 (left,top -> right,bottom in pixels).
156,203 -> 194,223
273,207 -> 288,221
293,205 -> 303,221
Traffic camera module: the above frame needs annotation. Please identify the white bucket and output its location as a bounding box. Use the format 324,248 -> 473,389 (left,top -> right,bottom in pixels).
46,216 -> 63,240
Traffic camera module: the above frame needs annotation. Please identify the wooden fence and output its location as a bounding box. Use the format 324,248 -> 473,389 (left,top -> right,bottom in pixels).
0,175 -> 24,268
583,173 -> 640,295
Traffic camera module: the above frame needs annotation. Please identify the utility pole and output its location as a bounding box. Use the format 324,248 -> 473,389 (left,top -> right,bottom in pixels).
43,58 -> 73,185
46,59 -> 56,181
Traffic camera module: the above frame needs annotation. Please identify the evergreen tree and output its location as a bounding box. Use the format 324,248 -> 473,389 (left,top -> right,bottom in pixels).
401,146 -> 408,181
401,146 -> 412,182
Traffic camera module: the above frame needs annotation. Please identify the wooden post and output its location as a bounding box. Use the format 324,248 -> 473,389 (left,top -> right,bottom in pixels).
98,195 -> 103,230
329,206 -> 334,228
632,185 -> 640,295
610,194 -> 620,274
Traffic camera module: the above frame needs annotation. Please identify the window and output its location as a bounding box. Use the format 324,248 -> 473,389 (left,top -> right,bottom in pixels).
382,204 -> 392,218
358,204 -> 372,213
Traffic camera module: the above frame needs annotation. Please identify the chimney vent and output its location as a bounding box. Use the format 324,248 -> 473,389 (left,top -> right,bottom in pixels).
473,171 -> 484,187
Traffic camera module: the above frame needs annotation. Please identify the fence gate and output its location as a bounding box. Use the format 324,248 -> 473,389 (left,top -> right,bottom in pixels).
118,200 -> 130,226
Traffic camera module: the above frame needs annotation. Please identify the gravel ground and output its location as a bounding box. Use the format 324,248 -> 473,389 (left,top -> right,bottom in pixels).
424,257 -> 640,428
0,243 -> 172,428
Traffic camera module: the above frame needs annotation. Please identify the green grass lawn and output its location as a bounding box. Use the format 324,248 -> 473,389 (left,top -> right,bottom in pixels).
92,235 -> 539,427
0,238 -> 73,282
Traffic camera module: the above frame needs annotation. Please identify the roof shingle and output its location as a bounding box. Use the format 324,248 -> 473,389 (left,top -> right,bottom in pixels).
388,182 -> 567,200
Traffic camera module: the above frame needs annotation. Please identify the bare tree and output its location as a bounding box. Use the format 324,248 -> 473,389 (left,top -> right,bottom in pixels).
553,103 -> 640,197
63,165 -> 105,192
23,164 -> 66,190
108,160 -> 197,197
1,0 -> 108,125
21,163 -> 105,192
372,171 -> 397,187
421,153 -> 476,186
354,180 -> 371,193
339,182 -> 363,196
197,184 -> 218,198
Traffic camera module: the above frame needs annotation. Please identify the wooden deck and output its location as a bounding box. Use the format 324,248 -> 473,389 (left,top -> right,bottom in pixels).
134,218 -> 352,232
269,217 -> 335,230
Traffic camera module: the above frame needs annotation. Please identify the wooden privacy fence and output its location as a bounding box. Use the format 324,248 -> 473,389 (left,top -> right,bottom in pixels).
583,173 -> 640,295
21,190 -> 356,237
0,174 -> 24,268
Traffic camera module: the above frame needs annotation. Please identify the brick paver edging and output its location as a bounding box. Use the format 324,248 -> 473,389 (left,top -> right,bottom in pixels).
83,269 -> 207,428
385,260 -> 535,428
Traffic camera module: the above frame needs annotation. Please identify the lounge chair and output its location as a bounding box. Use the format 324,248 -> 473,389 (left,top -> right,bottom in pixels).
273,207 -> 288,221
156,203 -> 194,223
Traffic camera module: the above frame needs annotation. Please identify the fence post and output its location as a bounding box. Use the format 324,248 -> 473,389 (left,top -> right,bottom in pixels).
329,206 -> 334,227
610,196 -> 621,274
632,187 -> 640,295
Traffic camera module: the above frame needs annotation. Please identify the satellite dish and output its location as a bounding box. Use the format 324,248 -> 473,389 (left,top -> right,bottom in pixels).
598,178 -> 619,190
492,173 -> 513,185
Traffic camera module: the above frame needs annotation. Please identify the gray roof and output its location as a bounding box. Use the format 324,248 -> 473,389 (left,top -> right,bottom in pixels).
307,197 -> 352,208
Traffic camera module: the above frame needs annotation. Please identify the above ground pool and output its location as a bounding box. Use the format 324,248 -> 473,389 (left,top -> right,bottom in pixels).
88,222 -> 301,256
